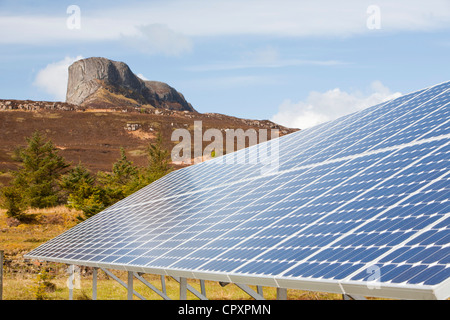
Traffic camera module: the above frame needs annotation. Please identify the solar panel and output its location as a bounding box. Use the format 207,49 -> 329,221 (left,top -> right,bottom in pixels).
24,80 -> 450,299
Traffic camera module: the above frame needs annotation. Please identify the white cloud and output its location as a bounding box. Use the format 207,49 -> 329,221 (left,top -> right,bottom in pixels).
189,75 -> 280,89
33,56 -> 83,101
271,81 -> 402,129
137,73 -> 148,81
186,46 -> 344,72
187,58 -> 344,72
121,24 -> 193,56
242,46 -> 280,64
1,0 -> 449,45
120,0 -> 450,37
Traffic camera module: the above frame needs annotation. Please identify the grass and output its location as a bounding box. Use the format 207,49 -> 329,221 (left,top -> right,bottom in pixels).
0,206 -> 79,254
32,112 -> 62,119
0,207 -> 344,300
2,272 -> 343,300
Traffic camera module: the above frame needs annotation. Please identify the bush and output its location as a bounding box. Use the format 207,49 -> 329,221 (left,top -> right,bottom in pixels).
0,186 -> 25,219
10,130 -> 69,209
32,268 -> 56,300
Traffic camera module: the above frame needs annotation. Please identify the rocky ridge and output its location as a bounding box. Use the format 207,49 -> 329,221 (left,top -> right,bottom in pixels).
66,57 -> 195,112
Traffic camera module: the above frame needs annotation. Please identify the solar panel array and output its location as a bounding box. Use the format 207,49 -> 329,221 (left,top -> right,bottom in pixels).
25,80 -> 450,299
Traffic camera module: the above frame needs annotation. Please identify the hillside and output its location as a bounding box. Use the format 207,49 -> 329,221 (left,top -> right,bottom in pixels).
0,100 -> 296,185
0,56 -> 297,185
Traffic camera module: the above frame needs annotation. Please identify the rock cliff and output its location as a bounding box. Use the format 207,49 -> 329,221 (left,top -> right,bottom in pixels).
66,57 -> 195,112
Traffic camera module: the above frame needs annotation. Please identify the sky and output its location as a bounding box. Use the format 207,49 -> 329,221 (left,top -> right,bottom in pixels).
1,0 -> 450,129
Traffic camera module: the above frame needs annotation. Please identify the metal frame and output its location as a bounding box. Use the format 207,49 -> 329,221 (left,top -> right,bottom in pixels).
65,264 -> 293,300
1,250 -> 4,300
68,265 -> 74,300
219,281 -> 290,300
53,259 -> 448,300
62,263 -> 450,301
86,267 -> 210,300
172,276 -> 208,300
235,284 -> 265,300
277,288 -> 287,300
134,273 -> 170,300
343,294 -> 366,300
100,268 -> 146,300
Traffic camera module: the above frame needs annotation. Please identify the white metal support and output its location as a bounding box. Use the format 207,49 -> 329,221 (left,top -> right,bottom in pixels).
276,288 -> 287,300
200,280 -> 206,297
127,271 -> 133,300
92,267 -> 98,300
68,265 -> 74,300
0,250 -> 3,301
161,275 -> 167,295
235,283 -> 265,300
171,276 -> 208,300
100,268 -> 146,300
134,273 -> 171,300
257,285 -> 264,298
343,294 -> 366,300
180,277 -> 188,300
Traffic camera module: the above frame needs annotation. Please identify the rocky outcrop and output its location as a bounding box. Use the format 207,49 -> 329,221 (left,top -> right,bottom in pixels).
0,99 -> 79,111
66,57 -> 195,112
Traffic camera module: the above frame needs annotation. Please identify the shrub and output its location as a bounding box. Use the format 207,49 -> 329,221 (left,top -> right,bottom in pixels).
11,130 -> 69,209
32,268 -> 56,300
0,186 -> 25,219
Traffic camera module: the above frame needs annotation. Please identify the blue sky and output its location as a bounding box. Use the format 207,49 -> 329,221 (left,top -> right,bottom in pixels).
1,0 -> 449,129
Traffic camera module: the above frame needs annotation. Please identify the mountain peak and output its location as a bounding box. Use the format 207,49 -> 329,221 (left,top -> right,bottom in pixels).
66,57 -> 195,112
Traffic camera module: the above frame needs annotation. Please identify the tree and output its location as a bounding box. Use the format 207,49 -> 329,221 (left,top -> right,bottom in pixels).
60,162 -> 114,221
68,148 -> 141,221
141,132 -> 172,185
0,186 -> 25,219
99,138 -> 172,199
60,162 -> 95,201
68,182 -> 106,221
101,147 -> 138,186
97,147 -> 139,203
10,131 -> 70,208
61,163 -> 108,221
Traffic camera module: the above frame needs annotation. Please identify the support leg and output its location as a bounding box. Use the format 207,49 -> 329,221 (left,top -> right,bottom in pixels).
0,250 -> 3,301
172,277 -> 208,300
257,286 -> 264,298
100,268 -> 146,300
68,265 -> 74,300
180,277 -> 188,300
200,280 -> 206,298
277,288 -> 287,300
161,275 -> 166,295
92,267 -> 98,300
235,284 -> 265,300
127,271 -> 134,300
134,273 -> 171,300
342,294 -> 366,300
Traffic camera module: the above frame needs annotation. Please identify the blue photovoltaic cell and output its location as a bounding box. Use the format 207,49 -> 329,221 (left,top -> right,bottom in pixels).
25,80 -> 450,299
